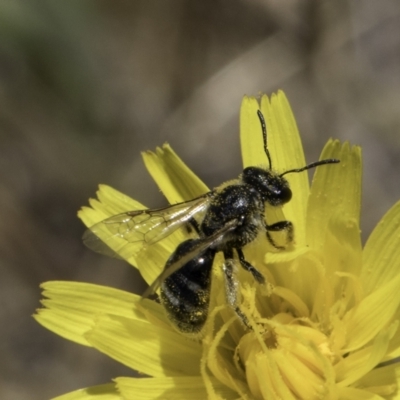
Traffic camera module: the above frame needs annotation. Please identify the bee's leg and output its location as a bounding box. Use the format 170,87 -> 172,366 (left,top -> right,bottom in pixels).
236,248 -> 265,284
186,218 -> 201,235
222,254 -> 251,330
264,220 -> 293,249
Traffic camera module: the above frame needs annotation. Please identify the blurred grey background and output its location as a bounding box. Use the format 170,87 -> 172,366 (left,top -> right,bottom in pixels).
1,1 -> 400,398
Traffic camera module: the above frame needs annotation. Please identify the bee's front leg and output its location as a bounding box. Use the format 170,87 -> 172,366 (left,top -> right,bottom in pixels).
264,220 -> 293,249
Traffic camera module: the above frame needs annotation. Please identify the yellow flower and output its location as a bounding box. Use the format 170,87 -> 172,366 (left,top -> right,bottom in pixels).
35,91 -> 400,399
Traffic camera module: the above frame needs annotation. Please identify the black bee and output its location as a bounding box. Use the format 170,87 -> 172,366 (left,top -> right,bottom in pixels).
83,110 -> 339,333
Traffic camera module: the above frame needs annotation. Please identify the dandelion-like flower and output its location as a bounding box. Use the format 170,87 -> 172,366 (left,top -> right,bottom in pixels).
35,91 -> 400,399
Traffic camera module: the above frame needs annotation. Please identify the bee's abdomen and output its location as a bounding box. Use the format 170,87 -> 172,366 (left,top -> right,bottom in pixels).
160,239 -> 215,333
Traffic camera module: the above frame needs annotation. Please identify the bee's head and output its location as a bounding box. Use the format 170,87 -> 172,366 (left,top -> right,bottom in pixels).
242,166 -> 292,206
243,109 -> 340,207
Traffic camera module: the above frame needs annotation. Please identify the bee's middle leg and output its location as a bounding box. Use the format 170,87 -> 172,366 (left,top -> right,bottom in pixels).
236,248 -> 265,283
222,251 -> 251,330
186,217 -> 201,235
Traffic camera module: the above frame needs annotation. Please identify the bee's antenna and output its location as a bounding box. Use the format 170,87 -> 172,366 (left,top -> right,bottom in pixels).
257,110 -> 272,170
280,159 -> 340,177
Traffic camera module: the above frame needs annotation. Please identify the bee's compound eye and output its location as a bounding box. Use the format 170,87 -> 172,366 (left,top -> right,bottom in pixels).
280,186 -> 292,203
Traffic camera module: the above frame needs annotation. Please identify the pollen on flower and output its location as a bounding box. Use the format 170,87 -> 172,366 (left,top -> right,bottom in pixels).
246,329 -> 325,398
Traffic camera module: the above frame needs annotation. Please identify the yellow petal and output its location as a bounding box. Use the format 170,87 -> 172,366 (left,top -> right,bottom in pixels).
362,200 -> 400,295
78,185 -> 145,228
336,323 -> 396,386
238,320 -> 337,400
385,322 -> 400,361
240,92 -> 310,246
246,352 -> 297,400
261,91 -> 307,172
86,314 -> 202,377
273,285 -> 310,317
337,387 -> 388,399
116,376 -> 236,400
324,213 -> 362,280
307,140 -> 362,251
204,314 -> 250,397
96,184 -> 145,214
52,383 -> 121,400
78,185 -> 147,267
34,281 -> 165,346
355,362 -> 400,397
34,306 -> 92,347
142,144 -> 209,204
261,91 -> 309,242
343,273 -> 400,351
240,96 -> 267,168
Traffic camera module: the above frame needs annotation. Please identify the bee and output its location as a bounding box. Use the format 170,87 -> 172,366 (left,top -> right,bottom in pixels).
83,110 -> 339,333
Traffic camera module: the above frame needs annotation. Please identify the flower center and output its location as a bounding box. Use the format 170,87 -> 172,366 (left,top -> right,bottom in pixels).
237,316 -> 336,400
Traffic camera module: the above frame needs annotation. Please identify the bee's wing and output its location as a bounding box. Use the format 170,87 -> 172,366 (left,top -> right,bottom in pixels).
83,195 -> 211,260
142,218 -> 239,298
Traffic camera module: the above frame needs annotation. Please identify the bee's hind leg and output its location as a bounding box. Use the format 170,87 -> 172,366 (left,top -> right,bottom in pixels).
222,257 -> 252,330
186,218 -> 201,235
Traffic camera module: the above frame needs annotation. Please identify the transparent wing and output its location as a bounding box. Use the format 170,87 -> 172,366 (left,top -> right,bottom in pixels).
82,195 -> 211,260
142,218 -> 239,297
